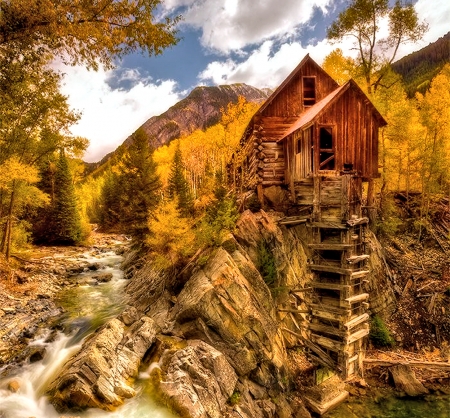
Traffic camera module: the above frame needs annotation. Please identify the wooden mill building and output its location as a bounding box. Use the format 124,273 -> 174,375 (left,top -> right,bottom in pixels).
232,55 -> 387,380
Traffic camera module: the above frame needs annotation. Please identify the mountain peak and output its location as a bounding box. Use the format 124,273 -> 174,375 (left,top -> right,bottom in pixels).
128,83 -> 270,149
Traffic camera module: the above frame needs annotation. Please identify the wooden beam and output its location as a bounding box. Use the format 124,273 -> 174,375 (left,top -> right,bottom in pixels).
278,217 -> 308,225
311,282 -> 351,292
363,359 -> 450,370
290,287 -> 313,293
346,255 -> 370,264
346,217 -> 369,226
344,293 -> 369,304
309,243 -> 353,250
310,333 -> 344,352
308,322 -> 347,338
278,309 -> 310,314
344,313 -> 369,330
350,270 -> 370,279
309,222 -> 348,230
310,265 -> 354,275
346,328 -> 369,344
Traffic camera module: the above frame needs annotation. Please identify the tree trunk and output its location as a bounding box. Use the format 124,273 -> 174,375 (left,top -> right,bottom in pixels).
2,184 -> 16,261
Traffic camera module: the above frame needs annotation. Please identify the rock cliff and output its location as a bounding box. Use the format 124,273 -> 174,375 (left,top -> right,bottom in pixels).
47,209 -> 394,417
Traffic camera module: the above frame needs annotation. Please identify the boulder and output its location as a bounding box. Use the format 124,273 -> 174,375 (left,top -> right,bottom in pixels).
92,272 -> 113,283
155,340 -> 238,418
47,316 -> 159,412
169,246 -> 287,383
389,364 -> 428,397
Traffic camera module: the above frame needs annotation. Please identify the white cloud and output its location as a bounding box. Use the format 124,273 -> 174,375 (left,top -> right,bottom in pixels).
398,0 -> 450,56
199,38 -> 344,88
57,65 -> 182,162
198,1 -> 450,89
171,0 -> 333,54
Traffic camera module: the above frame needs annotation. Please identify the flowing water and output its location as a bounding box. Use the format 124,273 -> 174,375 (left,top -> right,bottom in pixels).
0,246 -> 176,418
1,245 -> 448,417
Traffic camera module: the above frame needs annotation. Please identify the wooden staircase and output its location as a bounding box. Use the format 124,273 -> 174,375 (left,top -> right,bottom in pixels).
306,174 -> 370,379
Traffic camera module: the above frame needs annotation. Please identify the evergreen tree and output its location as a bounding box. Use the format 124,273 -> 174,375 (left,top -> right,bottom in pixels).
52,151 -> 82,244
168,141 -> 194,216
98,170 -> 122,230
98,128 -> 161,239
121,129 -> 161,238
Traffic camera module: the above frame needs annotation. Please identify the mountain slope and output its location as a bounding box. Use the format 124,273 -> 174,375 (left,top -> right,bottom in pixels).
392,31 -> 450,97
87,83 -> 270,172
136,83 -> 270,149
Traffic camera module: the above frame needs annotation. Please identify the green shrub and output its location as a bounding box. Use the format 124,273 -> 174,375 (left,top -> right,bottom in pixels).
246,194 -> 262,212
228,391 -> 241,405
196,195 -> 239,247
257,240 -> 277,287
369,315 -> 395,348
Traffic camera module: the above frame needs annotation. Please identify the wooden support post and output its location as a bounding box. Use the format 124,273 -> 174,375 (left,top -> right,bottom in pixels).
257,183 -> 264,208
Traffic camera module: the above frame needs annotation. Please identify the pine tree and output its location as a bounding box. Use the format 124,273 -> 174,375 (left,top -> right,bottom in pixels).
168,141 -> 193,216
98,128 -> 161,239
49,151 -> 82,244
122,129 -> 161,238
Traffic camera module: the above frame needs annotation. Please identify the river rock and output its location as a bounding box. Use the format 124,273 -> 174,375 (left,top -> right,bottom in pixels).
47,316 -> 159,412
7,379 -> 20,392
389,364 -> 429,396
92,272 -> 113,282
155,340 -> 238,418
169,246 -> 287,383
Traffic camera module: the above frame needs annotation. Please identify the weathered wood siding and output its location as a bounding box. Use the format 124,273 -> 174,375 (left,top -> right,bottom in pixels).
261,60 -> 338,118
312,87 -> 381,179
260,141 -> 285,185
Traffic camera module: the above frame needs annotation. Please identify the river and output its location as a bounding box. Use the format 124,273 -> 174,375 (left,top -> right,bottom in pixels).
0,243 -> 448,417
0,245 -> 176,418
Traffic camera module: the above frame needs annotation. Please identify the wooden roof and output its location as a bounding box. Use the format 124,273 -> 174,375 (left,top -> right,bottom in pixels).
278,79 -> 387,141
256,54 -> 338,116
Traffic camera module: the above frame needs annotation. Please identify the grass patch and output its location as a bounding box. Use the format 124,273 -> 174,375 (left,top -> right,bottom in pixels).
369,315 -> 395,348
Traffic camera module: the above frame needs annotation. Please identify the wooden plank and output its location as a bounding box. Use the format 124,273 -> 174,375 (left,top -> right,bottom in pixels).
311,309 -> 347,321
310,265 -> 354,275
350,270 -> 370,279
308,322 -> 347,337
290,287 -> 313,293
363,359 -> 450,370
347,254 -> 370,264
346,217 -> 369,226
311,282 -> 351,292
278,309 -> 310,314
279,219 -> 308,225
310,333 -> 344,352
309,222 -> 348,229
309,243 -> 353,250
346,328 -> 369,344
344,313 -> 369,329
344,293 -> 369,304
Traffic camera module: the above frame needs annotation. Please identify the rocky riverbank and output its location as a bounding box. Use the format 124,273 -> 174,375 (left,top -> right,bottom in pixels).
0,233 -> 129,371
1,213 -> 449,418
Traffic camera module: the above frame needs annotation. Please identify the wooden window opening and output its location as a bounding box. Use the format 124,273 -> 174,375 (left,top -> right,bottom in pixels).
319,126 -> 335,170
302,76 -> 316,107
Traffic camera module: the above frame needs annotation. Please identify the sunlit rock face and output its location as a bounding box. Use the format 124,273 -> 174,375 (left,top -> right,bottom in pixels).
47,312 -> 158,412
46,209 -> 393,417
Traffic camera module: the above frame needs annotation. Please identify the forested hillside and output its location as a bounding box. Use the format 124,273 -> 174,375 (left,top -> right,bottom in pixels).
392,31 -> 450,97
86,84 -> 270,174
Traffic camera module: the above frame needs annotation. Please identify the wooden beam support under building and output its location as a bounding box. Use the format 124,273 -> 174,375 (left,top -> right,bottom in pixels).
309,243 -> 353,250
343,313 -> 369,330
344,293 -> 369,304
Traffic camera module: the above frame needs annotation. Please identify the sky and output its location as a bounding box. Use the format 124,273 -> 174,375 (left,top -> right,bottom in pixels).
58,0 -> 450,163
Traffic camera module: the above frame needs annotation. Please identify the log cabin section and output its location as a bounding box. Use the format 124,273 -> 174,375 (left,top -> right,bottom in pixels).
231,54 -> 386,208
232,55 -> 387,381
